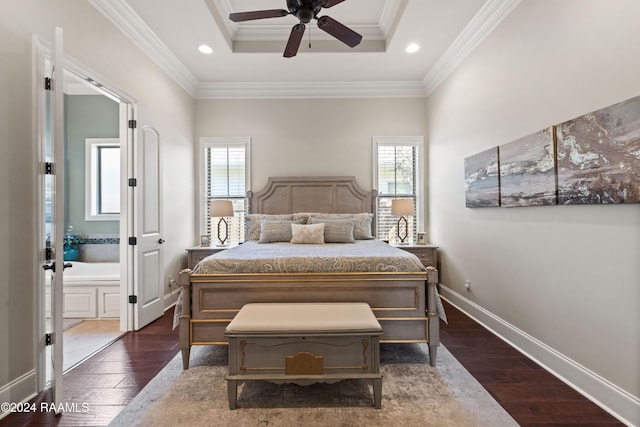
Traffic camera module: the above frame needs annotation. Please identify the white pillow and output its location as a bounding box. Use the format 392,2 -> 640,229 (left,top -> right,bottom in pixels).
290,223 -> 325,244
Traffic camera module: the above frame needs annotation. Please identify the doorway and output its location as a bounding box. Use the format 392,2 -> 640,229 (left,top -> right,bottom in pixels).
36,32 -> 166,401
60,71 -> 123,373
38,53 -> 133,387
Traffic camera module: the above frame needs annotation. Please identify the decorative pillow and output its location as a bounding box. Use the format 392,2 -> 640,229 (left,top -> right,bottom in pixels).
258,220 -> 298,243
310,213 -> 374,240
292,212 -> 321,224
290,223 -> 325,244
350,212 -> 374,240
245,214 -> 293,240
309,218 -> 355,243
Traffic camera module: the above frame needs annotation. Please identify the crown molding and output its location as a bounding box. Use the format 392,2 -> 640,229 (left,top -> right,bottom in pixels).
422,0 -> 522,96
378,0 -> 408,40
196,81 -> 426,100
89,0 -> 199,97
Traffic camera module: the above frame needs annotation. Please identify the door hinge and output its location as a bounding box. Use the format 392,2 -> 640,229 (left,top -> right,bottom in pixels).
128,119 -> 137,129
128,178 -> 137,187
128,295 -> 138,304
44,77 -> 52,91
45,162 -> 53,174
128,237 -> 137,246
45,333 -> 53,346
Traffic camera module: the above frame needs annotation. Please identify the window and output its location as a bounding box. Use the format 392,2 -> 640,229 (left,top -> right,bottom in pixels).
85,138 -> 120,221
199,137 -> 251,245
373,136 -> 424,242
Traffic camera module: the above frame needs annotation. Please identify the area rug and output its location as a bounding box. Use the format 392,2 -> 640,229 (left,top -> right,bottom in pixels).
109,343 -> 518,427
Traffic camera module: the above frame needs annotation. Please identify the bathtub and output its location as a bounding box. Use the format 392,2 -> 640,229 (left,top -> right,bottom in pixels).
64,261 -> 120,284
46,262 -> 121,318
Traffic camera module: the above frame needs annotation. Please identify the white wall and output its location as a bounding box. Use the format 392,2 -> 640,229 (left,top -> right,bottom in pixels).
0,0 -> 194,404
426,0 -> 640,423
196,98 -> 428,193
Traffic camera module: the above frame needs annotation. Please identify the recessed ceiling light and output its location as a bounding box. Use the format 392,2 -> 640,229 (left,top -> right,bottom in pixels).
198,44 -> 213,55
405,43 -> 420,54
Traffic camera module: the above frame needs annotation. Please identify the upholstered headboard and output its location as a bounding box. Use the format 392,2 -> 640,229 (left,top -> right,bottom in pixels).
247,176 -> 376,216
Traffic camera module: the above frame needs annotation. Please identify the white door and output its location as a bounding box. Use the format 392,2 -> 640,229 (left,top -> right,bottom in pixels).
131,121 -> 164,329
40,26 -> 66,412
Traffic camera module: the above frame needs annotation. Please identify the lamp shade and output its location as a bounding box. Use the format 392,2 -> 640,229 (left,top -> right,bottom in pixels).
391,199 -> 414,216
209,200 -> 234,217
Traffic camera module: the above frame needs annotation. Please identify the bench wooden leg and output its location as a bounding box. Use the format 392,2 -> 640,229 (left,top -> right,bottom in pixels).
372,377 -> 382,409
181,347 -> 191,370
227,379 -> 238,409
428,345 -> 438,367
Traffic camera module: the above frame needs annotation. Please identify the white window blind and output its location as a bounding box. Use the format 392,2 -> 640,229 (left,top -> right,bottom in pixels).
97,146 -> 120,214
200,138 -> 250,245
373,137 -> 423,242
85,138 -> 120,221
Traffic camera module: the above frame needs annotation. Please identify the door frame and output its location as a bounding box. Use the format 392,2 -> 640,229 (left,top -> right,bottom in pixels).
33,36 -> 137,392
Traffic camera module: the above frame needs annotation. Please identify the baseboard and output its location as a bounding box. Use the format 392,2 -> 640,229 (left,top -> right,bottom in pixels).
0,370 -> 37,421
439,285 -> 639,427
163,287 -> 180,311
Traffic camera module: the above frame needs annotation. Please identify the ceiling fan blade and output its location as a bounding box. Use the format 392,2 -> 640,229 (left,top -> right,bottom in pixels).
229,9 -> 289,22
284,24 -> 306,58
316,16 -> 362,48
322,0 -> 347,8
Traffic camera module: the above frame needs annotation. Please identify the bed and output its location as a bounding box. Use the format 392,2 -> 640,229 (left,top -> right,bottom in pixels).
177,176 -> 441,369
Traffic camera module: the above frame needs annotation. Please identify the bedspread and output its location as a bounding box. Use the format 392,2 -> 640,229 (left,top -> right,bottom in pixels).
192,240 -> 426,274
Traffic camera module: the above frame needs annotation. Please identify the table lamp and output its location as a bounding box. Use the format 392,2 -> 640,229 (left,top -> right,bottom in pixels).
209,200 -> 234,246
391,199 -> 414,244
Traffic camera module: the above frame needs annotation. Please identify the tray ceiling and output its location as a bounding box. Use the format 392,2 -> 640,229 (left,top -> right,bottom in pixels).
89,0 -> 522,98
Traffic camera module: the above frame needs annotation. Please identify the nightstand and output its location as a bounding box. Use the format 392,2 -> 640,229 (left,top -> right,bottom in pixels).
186,245 -> 235,269
390,242 -> 438,269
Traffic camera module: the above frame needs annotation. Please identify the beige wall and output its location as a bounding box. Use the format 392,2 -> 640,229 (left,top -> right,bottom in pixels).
196,98 -> 428,193
426,0 -> 640,422
0,15 -> 37,390
0,0 -> 195,400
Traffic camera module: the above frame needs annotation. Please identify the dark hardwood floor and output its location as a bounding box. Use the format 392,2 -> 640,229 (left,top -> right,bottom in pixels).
0,313 -> 179,427
439,300 -> 622,426
1,301 -> 623,426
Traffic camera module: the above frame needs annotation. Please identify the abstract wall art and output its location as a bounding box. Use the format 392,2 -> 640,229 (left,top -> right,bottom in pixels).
556,95 -> 640,204
499,127 -> 557,207
464,94 -> 640,208
464,147 -> 500,208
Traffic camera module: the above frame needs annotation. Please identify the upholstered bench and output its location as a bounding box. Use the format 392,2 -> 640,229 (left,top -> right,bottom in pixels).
225,302 -> 383,409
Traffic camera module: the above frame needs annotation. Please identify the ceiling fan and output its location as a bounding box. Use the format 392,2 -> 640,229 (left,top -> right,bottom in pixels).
229,0 -> 363,58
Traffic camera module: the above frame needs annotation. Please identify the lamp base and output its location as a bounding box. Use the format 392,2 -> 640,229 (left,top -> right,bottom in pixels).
396,216 -> 410,245
217,217 -> 229,247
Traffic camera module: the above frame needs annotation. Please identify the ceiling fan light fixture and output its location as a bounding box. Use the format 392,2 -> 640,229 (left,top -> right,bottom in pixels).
405,43 -> 420,54
229,0 -> 361,57
198,44 -> 213,55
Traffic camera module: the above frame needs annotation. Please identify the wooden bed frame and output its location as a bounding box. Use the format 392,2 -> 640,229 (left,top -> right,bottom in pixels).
178,176 -> 440,369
